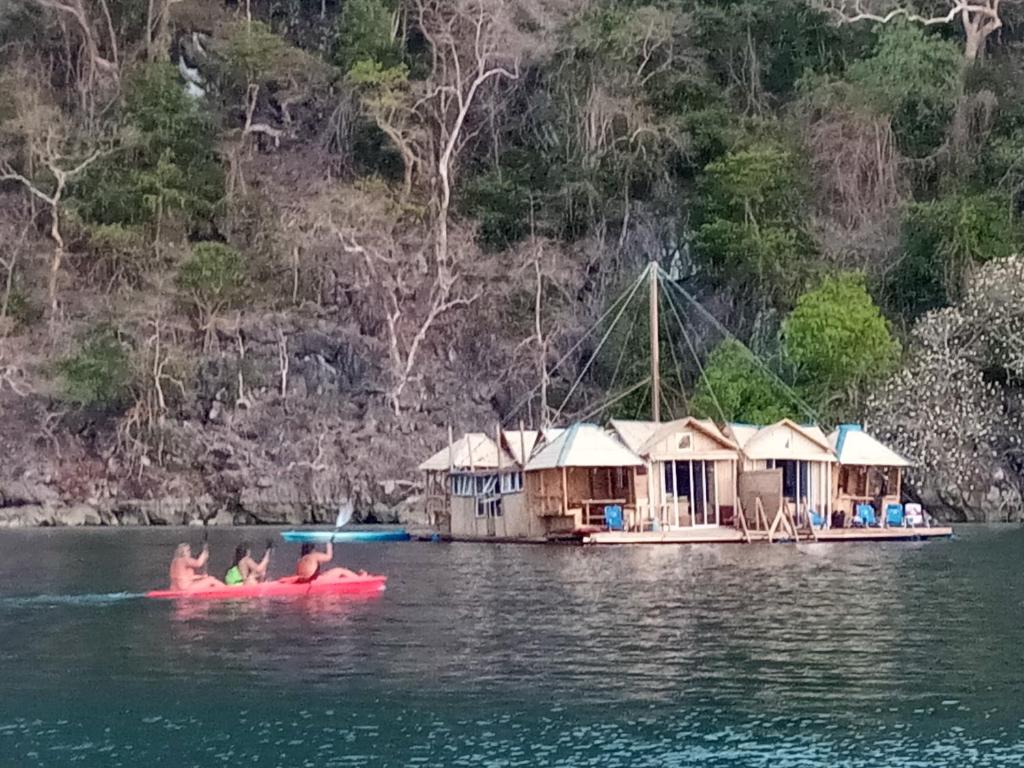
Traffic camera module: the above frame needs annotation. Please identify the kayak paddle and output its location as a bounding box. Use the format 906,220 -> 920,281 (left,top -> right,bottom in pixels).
199,520 -> 210,575
263,538 -> 274,581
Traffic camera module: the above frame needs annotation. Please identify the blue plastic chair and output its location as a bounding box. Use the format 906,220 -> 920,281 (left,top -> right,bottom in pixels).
885,503 -> 904,528
604,505 -> 624,531
855,503 -> 877,527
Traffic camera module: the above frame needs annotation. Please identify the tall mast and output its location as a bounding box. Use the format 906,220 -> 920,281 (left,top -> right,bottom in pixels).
649,260 -> 660,423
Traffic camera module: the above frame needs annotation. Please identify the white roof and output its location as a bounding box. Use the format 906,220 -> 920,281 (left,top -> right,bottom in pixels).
525,423 -> 644,471
418,432 -> 515,472
829,425 -> 911,467
610,418 -> 736,456
608,419 -> 658,454
502,430 -> 540,466
725,423 -> 760,449
737,419 -> 835,462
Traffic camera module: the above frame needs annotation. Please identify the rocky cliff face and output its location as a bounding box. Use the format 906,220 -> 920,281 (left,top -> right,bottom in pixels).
0,311 -> 497,528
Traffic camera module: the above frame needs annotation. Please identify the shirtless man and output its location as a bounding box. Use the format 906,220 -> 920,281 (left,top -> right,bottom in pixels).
295,541 -> 366,582
295,542 -> 334,582
169,543 -> 223,591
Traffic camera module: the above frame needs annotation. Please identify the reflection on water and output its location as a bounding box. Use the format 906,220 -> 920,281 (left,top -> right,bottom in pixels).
0,525 -> 1021,766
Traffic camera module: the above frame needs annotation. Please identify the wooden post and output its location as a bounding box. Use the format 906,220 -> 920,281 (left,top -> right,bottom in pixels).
447,424 -> 454,470
649,260 -> 660,423
496,423 -> 503,479
826,461 -> 832,524
446,424 -> 455,518
795,460 -> 801,524
496,422 -> 506,536
732,459 -> 738,525
648,461 -> 657,530
561,466 -> 569,516
713,461 -> 720,526
518,419 -> 527,469
701,460 -> 709,526
672,460 -> 679,527
688,459 -> 695,527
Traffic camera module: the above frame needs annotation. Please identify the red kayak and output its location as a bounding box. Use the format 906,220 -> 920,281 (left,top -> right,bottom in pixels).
146,568 -> 387,600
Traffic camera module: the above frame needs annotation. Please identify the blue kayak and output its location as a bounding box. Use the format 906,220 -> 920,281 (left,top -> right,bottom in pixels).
280,529 -> 410,543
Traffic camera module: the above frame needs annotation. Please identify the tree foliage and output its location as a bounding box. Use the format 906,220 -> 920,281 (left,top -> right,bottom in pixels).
889,192 -> 1024,317
57,325 -> 134,409
868,256 -> 1024,518
696,143 -> 817,309
783,272 -> 900,416
690,339 -> 798,424
845,22 -> 961,156
72,63 -> 223,230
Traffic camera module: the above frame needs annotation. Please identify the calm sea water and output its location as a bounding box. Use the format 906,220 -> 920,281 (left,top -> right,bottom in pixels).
0,525 -> 1022,766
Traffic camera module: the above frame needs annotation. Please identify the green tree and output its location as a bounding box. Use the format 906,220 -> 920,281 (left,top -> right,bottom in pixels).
57,326 -> 134,409
176,242 -> 246,348
695,143 -> 817,309
783,273 -> 899,416
72,63 -> 223,230
888,192 -> 1024,319
845,22 -> 961,157
691,339 -> 797,424
334,0 -> 399,71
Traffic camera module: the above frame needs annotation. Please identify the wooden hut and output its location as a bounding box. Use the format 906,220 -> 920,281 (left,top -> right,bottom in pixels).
828,424 -> 911,525
610,418 -> 740,529
727,419 -> 835,523
523,423 -> 645,532
418,432 -> 522,538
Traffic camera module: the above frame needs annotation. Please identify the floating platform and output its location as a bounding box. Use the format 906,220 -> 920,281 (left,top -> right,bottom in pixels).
580,525 -> 953,545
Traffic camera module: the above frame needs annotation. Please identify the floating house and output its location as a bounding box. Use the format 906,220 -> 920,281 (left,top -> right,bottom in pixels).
610,418 -> 740,529
417,419 -> 949,544
418,431 -> 522,538
414,261 -> 951,544
828,424 -> 911,523
523,423 -> 645,531
726,419 -> 835,523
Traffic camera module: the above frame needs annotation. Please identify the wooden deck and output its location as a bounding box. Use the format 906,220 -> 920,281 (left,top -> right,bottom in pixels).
581,525 -> 953,545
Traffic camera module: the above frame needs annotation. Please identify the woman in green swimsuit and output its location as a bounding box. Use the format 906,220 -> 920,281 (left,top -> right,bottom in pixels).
224,541 -> 272,586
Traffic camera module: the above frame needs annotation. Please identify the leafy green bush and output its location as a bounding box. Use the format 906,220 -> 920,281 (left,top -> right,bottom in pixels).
2,286 -> 42,330
459,167 -> 534,250
176,243 -> 246,327
57,326 -> 134,408
783,273 -> 899,415
690,339 -> 797,424
333,0 -> 400,71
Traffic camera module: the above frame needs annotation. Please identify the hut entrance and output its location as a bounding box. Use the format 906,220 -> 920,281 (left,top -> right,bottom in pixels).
662,460 -> 718,527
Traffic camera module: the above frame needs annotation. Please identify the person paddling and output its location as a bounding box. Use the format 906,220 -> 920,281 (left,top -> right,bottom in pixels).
296,541 -> 366,583
225,540 -> 272,586
296,541 -> 333,582
169,543 -> 223,591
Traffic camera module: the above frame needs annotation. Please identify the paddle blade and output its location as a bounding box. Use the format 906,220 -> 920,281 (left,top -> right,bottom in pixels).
335,500 -> 354,528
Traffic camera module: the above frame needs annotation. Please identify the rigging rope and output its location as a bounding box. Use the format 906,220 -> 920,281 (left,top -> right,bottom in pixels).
657,267 -> 821,423
502,264 -> 651,426
573,377 -> 652,424
551,265 -> 650,423
659,272 -> 728,424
